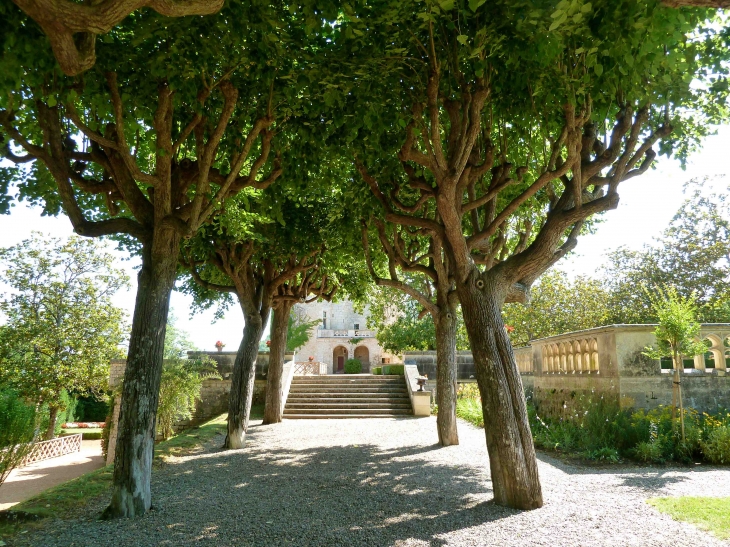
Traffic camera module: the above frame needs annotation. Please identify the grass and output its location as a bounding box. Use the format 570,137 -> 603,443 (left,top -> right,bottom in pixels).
648,497 -> 730,540
0,406 -> 264,539
456,398 -> 484,428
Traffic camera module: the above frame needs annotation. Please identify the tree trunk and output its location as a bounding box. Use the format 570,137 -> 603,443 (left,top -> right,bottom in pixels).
456,274 -> 543,510
45,405 -> 59,440
434,303 -> 459,446
225,307 -> 269,448
104,230 -> 180,519
263,301 -> 293,425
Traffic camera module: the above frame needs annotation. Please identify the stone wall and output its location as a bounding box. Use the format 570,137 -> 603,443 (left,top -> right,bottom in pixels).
403,324 -> 730,417
106,351 -> 288,465
402,351 -> 477,381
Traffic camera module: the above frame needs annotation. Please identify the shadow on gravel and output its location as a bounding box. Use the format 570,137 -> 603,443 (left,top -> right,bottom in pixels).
534,449 -> 718,494
135,438 -> 516,547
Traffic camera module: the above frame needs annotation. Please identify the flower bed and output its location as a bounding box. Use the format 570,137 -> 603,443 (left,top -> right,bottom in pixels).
60,422 -> 105,429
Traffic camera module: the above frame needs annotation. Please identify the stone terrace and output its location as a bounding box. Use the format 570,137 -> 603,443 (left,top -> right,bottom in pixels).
15,417 -> 730,547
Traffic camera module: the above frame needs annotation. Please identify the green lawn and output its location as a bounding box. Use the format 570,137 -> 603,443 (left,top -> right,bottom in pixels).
0,407 -> 263,538
648,497 -> 730,540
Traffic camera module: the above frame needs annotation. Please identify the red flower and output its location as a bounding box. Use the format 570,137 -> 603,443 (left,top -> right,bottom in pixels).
505,325 -> 515,334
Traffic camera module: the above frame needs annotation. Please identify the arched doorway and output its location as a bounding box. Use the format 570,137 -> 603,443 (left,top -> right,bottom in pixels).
354,346 -> 369,371
333,346 -> 348,373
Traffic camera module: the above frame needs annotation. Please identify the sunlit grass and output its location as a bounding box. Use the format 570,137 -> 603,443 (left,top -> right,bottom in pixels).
456,398 -> 484,428
648,497 -> 730,540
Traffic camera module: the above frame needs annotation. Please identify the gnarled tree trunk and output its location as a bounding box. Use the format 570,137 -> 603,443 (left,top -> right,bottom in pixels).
105,229 -> 180,519
263,301 -> 293,425
456,273 -> 543,510
225,307 -> 269,449
434,302 -> 458,446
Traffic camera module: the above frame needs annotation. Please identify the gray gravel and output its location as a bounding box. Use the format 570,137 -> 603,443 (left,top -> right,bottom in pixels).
12,416 -> 730,547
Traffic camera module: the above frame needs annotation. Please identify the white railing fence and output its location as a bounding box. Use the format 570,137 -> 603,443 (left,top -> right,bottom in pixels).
19,433 -> 83,466
293,361 -> 327,375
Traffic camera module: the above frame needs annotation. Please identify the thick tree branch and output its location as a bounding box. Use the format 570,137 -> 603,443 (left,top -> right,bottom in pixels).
11,0 -> 224,75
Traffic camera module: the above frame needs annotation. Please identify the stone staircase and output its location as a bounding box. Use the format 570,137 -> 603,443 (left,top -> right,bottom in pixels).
283,375 -> 413,419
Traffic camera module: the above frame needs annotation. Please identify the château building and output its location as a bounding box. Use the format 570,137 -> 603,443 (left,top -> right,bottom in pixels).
292,300 -> 395,373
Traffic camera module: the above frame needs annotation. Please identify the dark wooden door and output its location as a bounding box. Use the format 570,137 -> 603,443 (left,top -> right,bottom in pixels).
337,356 -> 344,372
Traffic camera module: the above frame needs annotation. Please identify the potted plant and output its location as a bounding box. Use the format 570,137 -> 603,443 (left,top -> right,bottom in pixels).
215,340 -> 226,352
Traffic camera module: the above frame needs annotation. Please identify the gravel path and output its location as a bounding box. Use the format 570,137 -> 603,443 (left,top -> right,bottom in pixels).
12,417 -> 730,547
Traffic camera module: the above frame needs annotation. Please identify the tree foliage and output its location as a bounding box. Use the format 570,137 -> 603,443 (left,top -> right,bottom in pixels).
367,285 -> 470,353
604,178 -> 730,324
643,286 -> 707,361
503,270 -> 612,346
286,307 -> 320,352
163,311 -> 198,360
156,357 -> 220,440
0,234 -> 128,434
0,388 -> 37,486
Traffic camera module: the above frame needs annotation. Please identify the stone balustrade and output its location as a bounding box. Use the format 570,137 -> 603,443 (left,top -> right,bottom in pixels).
316,329 -> 375,338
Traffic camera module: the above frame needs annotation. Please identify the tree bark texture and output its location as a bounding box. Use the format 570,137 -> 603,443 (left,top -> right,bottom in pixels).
225,308 -> 268,449
456,274 -> 543,510
45,405 -> 59,440
434,304 -> 459,446
263,301 -> 293,425
104,230 -> 179,519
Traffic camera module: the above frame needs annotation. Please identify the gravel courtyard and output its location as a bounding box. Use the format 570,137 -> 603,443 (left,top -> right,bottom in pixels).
15,416 -> 730,547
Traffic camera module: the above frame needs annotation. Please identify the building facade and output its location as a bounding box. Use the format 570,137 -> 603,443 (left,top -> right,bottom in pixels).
292,300 -> 393,373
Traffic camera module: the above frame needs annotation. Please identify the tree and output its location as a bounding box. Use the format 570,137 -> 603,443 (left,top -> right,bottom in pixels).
643,286 -> 706,440
5,0 -> 224,76
182,189 -> 345,443
0,234 -> 128,439
604,178 -> 730,324
0,3 -> 301,517
362,219 -> 461,445
502,271 -> 612,347
335,0 -> 729,509
164,311 -> 198,360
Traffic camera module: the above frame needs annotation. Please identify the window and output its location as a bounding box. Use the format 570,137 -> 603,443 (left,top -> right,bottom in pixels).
354,323 -> 360,330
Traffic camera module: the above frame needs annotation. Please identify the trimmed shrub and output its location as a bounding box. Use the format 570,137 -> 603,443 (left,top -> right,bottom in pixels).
387,364 -> 405,375
382,365 -> 390,375
0,389 -> 37,486
344,359 -> 362,374
372,367 -> 382,375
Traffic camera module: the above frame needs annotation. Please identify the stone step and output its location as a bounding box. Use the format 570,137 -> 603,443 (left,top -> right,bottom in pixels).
291,380 -> 405,386
289,387 -> 407,394
286,396 -> 410,403
292,375 -> 403,378
283,407 -> 413,416
286,402 -> 413,409
292,374 -> 405,384
283,413 -> 413,419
